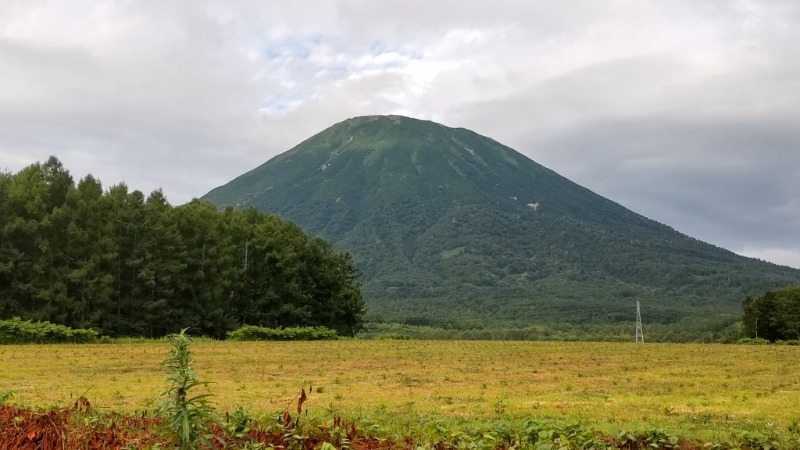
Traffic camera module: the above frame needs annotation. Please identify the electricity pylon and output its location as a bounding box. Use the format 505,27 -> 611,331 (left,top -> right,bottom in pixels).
635,301 -> 644,344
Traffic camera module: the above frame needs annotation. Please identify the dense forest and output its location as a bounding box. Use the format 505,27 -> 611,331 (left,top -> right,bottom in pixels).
742,285 -> 800,342
0,157 -> 364,338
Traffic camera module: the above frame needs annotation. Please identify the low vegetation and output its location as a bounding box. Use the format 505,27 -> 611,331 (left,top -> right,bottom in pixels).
0,319 -> 340,344
5,401 -> 797,449
0,317 -> 98,344
227,325 -> 338,341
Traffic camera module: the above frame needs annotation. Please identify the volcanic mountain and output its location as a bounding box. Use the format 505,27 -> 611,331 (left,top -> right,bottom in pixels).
203,115 -> 800,328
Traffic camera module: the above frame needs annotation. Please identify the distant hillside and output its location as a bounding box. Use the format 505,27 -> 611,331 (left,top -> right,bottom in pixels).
203,115 -> 800,329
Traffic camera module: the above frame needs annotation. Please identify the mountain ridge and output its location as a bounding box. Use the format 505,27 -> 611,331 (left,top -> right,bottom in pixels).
203,115 -> 800,329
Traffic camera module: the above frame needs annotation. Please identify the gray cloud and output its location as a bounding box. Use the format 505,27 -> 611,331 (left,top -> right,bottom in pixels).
1,1 -> 798,267
530,118 -> 800,248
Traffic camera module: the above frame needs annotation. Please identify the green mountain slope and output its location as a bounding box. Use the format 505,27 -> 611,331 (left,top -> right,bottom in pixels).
203,115 -> 800,328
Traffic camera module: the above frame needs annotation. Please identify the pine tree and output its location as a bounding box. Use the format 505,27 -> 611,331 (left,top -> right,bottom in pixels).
64,175 -> 116,329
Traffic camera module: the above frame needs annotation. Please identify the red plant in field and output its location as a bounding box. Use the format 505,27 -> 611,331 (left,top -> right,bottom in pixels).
0,402 -> 393,449
0,400 -> 168,449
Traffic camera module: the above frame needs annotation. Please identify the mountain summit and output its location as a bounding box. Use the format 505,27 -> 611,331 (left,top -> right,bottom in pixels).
203,115 -> 800,329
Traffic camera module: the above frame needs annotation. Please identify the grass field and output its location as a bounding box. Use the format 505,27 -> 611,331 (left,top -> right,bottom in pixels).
2,340 -> 799,439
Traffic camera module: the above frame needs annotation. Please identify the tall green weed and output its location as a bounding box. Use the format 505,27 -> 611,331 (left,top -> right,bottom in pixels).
157,329 -> 221,449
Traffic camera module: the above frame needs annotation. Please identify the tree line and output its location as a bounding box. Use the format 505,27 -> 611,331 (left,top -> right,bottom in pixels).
0,157 -> 364,338
742,285 -> 800,342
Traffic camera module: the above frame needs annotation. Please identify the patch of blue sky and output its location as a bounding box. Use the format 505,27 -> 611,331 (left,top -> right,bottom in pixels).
258,94 -> 306,116
369,40 -> 423,61
365,53 -> 408,70
315,64 -> 351,80
260,36 -> 316,61
313,51 -> 413,80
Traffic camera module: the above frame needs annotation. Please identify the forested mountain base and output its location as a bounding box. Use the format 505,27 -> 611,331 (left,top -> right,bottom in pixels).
0,157 -> 364,338
359,318 -> 744,343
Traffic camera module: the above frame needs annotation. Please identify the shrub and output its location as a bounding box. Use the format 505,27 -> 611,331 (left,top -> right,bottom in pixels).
0,317 -> 98,344
226,325 -> 337,341
375,333 -> 412,340
736,337 -> 770,345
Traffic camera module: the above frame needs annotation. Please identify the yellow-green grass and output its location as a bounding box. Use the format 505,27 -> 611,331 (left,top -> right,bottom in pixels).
1,340 -> 799,437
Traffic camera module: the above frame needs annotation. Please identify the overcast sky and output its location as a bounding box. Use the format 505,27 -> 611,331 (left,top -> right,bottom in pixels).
1,1 -> 798,268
